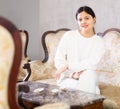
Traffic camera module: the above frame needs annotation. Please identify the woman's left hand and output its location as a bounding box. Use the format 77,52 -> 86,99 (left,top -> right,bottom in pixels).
72,72 -> 80,80
72,70 -> 86,80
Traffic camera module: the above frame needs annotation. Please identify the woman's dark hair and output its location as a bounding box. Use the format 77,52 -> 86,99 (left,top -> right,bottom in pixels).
76,6 -> 96,20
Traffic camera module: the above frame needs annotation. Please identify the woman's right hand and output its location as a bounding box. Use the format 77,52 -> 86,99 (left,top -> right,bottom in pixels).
55,64 -> 68,80
55,71 -> 61,80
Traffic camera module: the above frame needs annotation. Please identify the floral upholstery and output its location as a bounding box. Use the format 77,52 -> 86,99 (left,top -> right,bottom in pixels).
0,25 -> 14,109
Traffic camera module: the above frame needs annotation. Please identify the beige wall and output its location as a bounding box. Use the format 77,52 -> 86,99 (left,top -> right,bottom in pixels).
0,0 -> 120,60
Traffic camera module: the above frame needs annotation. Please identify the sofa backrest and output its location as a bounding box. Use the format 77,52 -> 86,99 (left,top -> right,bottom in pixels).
96,28 -> 120,86
42,28 -> 70,65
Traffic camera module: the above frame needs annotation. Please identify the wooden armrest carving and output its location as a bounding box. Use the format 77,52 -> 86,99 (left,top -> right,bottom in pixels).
18,30 -> 31,82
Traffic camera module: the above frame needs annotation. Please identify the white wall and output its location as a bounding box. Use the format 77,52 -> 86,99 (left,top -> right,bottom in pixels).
0,0 -> 40,60
0,0 -> 120,60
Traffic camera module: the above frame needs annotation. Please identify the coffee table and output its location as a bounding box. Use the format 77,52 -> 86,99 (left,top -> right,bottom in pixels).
18,81 -> 105,109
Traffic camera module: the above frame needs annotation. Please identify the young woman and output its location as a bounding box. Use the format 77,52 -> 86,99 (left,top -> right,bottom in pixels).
54,6 -> 105,94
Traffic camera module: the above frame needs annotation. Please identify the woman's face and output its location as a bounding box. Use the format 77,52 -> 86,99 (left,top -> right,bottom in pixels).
77,11 -> 96,33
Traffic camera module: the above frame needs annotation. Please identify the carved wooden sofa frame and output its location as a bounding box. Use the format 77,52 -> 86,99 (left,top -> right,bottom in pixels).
18,30 -> 31,82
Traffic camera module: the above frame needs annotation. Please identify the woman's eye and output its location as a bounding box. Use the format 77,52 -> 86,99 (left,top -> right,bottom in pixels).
79,19 -> 82,21
85,17 -> 89,20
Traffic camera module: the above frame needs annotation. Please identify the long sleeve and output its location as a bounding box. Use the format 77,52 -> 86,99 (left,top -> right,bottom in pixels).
54,32 -> 68,69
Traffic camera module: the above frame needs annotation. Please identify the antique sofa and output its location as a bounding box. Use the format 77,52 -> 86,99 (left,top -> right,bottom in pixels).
0,17 -> 22,109
28,28 -> 120,109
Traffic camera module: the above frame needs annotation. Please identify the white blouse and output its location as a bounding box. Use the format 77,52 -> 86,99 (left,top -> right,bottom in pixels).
54,30 -> 105,72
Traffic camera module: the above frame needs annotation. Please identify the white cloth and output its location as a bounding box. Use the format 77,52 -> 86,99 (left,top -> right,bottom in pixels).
54,30 -> 105,94
58,70 -> 100,94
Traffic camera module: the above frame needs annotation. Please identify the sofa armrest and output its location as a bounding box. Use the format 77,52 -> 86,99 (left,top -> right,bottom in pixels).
29,60 -> 56,81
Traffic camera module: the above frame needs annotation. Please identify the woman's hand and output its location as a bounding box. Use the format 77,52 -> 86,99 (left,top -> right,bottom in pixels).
72,70 -> 85,80
55,70 -> 61,80
72,72 -> 81,80
55,64 -> 68,80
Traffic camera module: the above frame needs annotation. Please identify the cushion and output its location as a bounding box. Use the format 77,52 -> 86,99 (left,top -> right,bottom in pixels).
29,60 -> 56,81
99,84 -> 120,109
0,25 -> 14,109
